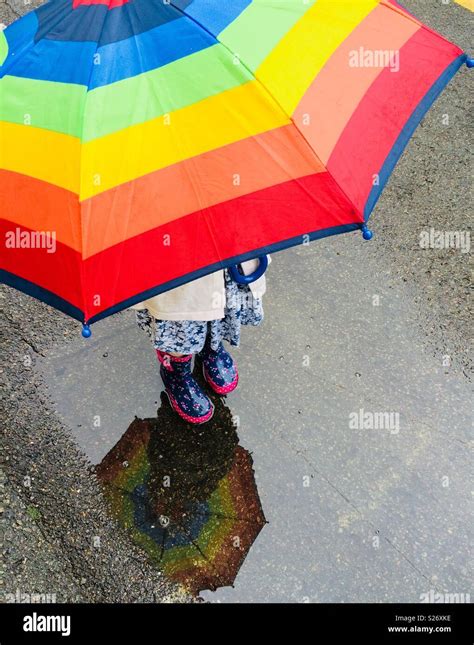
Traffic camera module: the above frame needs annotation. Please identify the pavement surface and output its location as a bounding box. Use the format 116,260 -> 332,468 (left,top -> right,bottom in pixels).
0,0 -> 472,604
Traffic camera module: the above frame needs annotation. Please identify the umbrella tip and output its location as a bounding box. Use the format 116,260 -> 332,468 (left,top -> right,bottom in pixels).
361,224 -> 374,241
466,58 -> 474,69
82,324 -> 92,339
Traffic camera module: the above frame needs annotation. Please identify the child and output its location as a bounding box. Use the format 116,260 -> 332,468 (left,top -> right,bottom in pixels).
132,257 -> 270,425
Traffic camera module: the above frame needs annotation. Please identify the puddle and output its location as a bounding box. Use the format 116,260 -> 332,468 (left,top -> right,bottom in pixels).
93,378 -> 266,595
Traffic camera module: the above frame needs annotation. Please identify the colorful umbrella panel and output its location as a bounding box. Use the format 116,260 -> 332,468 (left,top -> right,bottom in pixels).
0,0 -> 469,328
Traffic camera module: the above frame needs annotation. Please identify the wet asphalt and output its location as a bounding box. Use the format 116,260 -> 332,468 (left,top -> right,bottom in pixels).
0,0 -> 472,604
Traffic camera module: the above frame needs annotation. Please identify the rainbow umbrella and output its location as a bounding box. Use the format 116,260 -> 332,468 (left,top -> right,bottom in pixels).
1,1 -> 471,336
96,408 -> 266,594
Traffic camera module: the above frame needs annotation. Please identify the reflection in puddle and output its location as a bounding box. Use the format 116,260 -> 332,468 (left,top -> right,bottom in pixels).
95,377 -> 266,595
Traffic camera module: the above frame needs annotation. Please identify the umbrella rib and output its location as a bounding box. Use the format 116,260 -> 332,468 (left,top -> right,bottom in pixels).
105,485 -> 168,564
174,518 -> 232,587
159,528 -> 167,563
77,7 -> 113,320
206,511 -> 264,525
174,518 -> 211,563
173,519 -> 231,589
101,484 -> 135,498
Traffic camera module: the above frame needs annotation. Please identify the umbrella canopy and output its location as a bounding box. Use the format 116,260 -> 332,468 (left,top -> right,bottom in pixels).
1,0 -> 469,331
96,412 -> 266,594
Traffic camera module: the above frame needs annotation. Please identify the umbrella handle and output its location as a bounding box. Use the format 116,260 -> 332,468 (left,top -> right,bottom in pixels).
228,255 -> 269,285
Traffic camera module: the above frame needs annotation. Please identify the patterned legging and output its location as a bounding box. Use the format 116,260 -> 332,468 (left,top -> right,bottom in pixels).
136,269 -> 264,355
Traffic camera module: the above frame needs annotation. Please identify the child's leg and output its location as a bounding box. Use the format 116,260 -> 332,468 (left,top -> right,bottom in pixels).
158,350 -> 214,424
135,311 -> 214,424
198,337 -> 239,395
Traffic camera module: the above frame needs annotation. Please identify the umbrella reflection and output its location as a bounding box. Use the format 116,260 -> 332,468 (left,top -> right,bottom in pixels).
96,372 -> 266,595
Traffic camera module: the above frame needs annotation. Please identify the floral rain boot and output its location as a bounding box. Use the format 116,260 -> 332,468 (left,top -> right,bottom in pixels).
199,340 -> 239,395
157,350 -> 214,424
